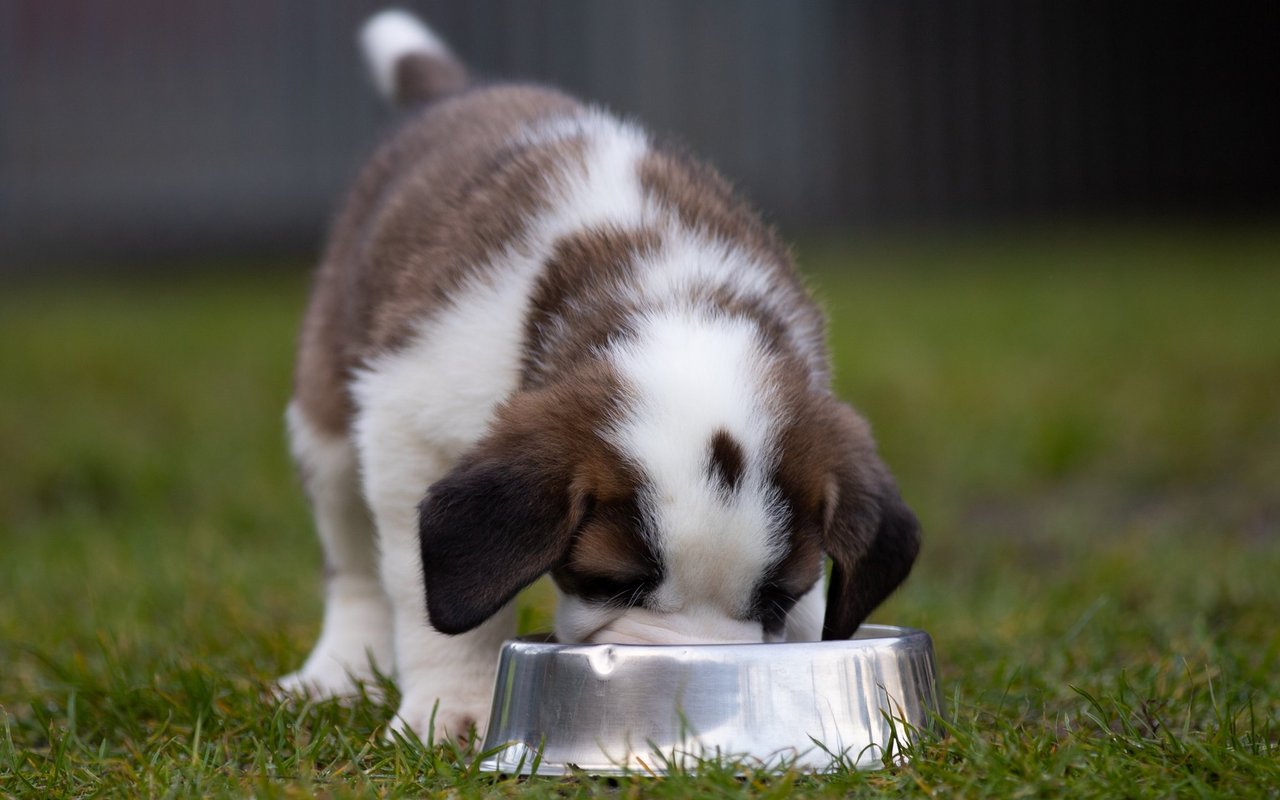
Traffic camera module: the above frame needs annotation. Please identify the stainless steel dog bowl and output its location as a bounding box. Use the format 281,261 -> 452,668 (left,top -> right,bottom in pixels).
477,624 -> 940,775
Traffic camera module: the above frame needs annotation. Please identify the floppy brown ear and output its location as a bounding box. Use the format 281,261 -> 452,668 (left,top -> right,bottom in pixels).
418,390 -> 592,635
820,404 -> 921,641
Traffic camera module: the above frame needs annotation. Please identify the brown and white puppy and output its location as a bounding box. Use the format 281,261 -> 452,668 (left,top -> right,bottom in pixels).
278,10 -> 920,742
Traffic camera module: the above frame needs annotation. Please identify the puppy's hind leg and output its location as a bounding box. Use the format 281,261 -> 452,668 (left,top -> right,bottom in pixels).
277,401 -> 394,699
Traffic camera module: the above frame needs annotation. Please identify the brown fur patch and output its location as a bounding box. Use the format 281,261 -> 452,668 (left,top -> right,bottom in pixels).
521,225 -> 661,389
638,149 -> 790,266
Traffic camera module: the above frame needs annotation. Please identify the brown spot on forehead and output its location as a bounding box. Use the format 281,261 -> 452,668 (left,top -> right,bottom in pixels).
708,429 -> 746,494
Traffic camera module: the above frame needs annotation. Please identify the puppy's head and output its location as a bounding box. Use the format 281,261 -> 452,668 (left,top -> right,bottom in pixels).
419,355 -> 919,644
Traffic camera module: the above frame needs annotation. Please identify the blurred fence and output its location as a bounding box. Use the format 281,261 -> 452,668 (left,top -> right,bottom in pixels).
2,0 -> 1277,268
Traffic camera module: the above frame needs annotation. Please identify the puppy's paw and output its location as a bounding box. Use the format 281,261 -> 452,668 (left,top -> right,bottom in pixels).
385,686 -> 491,747
275,658 -> 382,703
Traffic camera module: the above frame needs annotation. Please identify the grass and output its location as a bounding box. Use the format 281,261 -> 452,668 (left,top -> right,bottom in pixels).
2,223 -> 1279,797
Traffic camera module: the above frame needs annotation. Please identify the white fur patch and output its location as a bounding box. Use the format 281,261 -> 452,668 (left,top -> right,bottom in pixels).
352,267 -> 540,463
536,113 -> 651,239
359,9 -> 452,101
606,310 -> 789,624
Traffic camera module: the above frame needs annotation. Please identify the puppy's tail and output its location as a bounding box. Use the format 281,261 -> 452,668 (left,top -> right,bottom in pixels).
359,9 -> 469,108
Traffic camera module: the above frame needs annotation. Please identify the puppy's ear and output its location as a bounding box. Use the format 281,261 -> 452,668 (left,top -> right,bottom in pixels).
418,389 -> 592,635
820,403 -> 921,641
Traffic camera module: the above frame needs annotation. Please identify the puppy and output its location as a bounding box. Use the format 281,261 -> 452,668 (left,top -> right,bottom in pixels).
278,10 -> 920,743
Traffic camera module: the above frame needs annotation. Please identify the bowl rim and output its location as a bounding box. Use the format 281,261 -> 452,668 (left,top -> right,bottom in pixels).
498,623 -> 929,654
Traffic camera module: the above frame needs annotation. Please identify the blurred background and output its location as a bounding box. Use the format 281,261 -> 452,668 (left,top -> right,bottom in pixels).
3,0 -> 1278,268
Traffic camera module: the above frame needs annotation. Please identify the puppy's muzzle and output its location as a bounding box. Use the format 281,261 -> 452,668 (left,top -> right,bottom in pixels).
586,608 -> 764,645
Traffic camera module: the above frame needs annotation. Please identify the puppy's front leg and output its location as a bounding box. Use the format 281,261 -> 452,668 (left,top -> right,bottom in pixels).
359,430 -> 513,744
384,558 -> 514,744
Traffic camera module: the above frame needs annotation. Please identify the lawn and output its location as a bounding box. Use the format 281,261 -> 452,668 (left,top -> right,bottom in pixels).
2,224 -> 1278,797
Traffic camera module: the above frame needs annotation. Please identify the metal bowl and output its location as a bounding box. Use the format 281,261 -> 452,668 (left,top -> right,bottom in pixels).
477,624 -> 940,775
